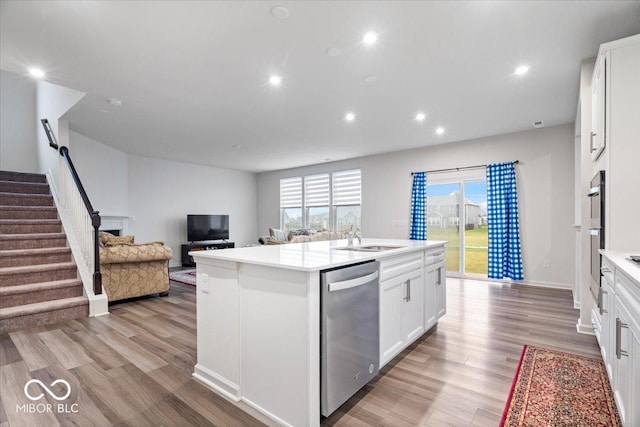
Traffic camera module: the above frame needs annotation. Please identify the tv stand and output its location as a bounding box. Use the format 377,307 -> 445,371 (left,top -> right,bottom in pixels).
181,241 -> 235,267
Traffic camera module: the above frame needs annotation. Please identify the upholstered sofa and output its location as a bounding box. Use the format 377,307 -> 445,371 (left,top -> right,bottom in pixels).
99,232 -> 173,302
258,228 -> 348,245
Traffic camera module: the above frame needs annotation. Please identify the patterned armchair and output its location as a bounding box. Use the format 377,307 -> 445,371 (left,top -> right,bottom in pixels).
98,232 -> 173,302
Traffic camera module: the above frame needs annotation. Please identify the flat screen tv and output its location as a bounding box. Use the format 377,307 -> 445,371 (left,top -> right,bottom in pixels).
187,214 -> 229,242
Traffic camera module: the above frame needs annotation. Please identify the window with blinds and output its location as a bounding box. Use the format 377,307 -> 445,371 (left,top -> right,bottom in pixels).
280,177 -> 302,233
333,170 -> 362,232
304,174 -> 330,231
279,170 -> 361,233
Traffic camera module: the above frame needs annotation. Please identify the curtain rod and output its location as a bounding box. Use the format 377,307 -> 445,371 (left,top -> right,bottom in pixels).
411,160 -> 519,175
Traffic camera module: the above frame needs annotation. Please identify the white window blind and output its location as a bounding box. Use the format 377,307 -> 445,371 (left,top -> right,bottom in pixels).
280,177 -> 302,208
304,174 -> 330,207
332,169 -> 361,206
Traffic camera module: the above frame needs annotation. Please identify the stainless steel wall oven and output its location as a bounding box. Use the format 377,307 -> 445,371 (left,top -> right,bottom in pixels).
588,170 -> 605,308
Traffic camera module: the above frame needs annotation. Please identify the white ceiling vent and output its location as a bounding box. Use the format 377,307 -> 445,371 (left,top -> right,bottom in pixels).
533,120 -> 544,129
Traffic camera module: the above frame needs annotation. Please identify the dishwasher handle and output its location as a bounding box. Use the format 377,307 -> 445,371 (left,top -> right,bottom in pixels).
328,271 -> 379,292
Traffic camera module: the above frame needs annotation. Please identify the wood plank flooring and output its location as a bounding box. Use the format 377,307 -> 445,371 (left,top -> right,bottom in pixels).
0,278 -> 599,426
323,279 -> 600,426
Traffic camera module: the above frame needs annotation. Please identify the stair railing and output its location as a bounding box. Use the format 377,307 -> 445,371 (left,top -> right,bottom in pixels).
41,119 -> 102,295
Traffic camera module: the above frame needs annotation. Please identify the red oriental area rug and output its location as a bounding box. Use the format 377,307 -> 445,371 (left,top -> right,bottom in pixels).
169,269 -> 196,286
500,345 -> 621,427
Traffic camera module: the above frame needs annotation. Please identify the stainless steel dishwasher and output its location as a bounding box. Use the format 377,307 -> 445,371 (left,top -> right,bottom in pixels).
321,260 -> 380,417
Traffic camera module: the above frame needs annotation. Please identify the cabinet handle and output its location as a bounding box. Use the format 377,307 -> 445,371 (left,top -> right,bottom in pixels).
590,131 -> 597,152
616,318 -> 629,359
437,268 -> 442,286
403,279 -> 411,302
600,290 -> 607,315
601,267 -> 611,273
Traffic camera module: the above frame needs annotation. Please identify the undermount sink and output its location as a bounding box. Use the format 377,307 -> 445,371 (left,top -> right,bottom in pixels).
333,245 -> 405,252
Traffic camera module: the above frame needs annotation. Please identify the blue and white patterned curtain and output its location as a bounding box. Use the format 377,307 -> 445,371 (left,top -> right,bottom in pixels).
410,172 -> 427,240
487,162 -> 523,280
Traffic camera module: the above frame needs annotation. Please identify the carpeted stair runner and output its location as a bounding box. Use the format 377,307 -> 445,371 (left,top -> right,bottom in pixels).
0,170 -> 88,334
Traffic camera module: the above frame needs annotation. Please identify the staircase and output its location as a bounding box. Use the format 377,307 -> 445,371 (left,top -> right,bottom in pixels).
0,171 -> 88,334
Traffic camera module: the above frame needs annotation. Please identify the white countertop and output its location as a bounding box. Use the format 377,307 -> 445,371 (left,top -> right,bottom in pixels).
190,238 -> 446,272
600,249 -> 640,285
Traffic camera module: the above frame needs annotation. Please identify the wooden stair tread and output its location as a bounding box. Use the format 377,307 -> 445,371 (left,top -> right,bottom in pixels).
0,171 -> 47,183
0,191 -> 52,198
0,219 -> 61,224
0,296 -> 87,319
0,180 -> 49,187
0,206 -> 57,211
0,247 -> 71,257
0,278 -> 82,296
0,262 -> 77,276
0,232 -> 66,241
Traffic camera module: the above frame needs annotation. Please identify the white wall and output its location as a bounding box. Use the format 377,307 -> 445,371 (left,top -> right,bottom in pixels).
0,70 -> 38,172
70,130 -> 128,216
35,80 -> 84,186
258,124 -> 576,288
127,155 -> 257,267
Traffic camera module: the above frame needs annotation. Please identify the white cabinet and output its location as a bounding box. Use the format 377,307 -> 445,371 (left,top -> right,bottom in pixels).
599,258 -> 615,376
590,52 -> 606,161
424,248 -> 446,330
424,265 -> 437,329
611,270 -> 640,427
435,262 -> 446,319
379,252 -> 425,367
593,35 -> 640,250
598,252 -> 640,427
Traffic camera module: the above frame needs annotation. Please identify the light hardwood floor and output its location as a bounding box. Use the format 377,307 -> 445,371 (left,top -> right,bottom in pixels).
0,278 -> 599,426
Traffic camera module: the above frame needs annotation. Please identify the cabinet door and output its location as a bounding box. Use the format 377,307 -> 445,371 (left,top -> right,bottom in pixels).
402,269 -> 424,344
435,263 -> 446,319
612,299 -> 635,426
424,266 -> 437,330
591,54 -> 606,161
604,288 -> 617,380
380,276 -> 404,367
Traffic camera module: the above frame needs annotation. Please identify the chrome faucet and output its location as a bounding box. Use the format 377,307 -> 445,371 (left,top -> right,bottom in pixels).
347,226 -> 361,246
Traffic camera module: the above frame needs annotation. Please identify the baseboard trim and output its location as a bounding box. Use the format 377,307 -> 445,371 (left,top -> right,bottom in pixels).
521,280 -> 573,290
193,364 -> 240,402
576,321 -> 595,335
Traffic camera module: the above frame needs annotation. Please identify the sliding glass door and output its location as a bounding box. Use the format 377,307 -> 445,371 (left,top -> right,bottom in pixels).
426,176 -> 487,277
462,180 -> 488,276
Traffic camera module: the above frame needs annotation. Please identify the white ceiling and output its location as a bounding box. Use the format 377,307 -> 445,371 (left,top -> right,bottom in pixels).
1,1 -> 639,173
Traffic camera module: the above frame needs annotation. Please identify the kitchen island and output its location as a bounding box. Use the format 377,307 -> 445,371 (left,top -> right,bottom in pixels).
190,238 -> 446,427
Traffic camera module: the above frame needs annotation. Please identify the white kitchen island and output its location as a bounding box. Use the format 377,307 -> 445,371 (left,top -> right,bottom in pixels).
190,238 -> 446,427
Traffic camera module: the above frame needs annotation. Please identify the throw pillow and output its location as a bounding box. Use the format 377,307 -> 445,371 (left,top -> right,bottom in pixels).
269,228 -> 287,242
266,236 -> 285,245
99,231 -> 134,245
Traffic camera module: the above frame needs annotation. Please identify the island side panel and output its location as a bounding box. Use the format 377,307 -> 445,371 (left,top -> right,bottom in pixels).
193,258 -> 242,400
240,264 -> 320,427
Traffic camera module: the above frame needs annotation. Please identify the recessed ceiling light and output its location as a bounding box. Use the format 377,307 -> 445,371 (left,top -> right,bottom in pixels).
28,68 -> 45,79
514,65 -> 530,76
363,31 -> 378,46
98,108 -> 110,114
435,127 -> 445,135
233,145 -> 242,149
269,75 -> 282,86
345,112 -> 356,122
109,98 -> 123,107
270,6 -> 289,19
363,75 -> 377,83
415,113 -> 426,122
326,47 -> 341,57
